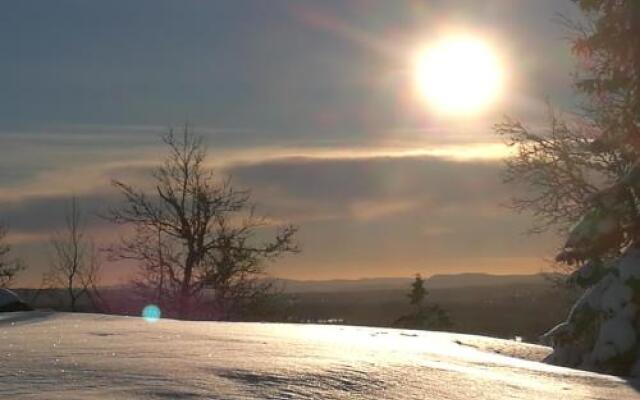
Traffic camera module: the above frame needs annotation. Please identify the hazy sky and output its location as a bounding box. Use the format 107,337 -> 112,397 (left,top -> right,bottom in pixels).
1,0 -> 580,286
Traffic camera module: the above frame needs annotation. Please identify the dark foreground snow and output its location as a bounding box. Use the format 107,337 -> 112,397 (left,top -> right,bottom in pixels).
1,312 -> 638,399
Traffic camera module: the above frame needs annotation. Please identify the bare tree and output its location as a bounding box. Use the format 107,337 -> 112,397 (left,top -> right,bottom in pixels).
495,0 -> 640,279
105,127 -> 298,319
494,107 -> 639,288
495,109 -> 632,236
0,225 -> 25,288
46,197 -> 102,312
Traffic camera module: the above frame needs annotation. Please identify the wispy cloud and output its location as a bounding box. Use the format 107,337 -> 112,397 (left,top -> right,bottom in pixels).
349,199 -> 420,222
1,122 -> 513,203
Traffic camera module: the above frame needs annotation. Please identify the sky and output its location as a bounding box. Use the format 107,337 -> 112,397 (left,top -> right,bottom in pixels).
0,0 -> 581,286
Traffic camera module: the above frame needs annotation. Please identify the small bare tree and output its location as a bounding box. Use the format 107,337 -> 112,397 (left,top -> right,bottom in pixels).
46,197 -> 102,312
105,127 -> 298,319
0,225 -> 25,288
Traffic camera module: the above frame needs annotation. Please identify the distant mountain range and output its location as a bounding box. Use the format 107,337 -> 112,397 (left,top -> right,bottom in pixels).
276,273 -> 550,293
17,273 -> 552,295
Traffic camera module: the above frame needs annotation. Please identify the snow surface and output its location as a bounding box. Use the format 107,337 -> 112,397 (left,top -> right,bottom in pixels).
1,312 -> 639,399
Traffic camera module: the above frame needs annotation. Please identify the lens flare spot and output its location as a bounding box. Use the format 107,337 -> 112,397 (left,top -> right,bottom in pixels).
142,304 -> 161,323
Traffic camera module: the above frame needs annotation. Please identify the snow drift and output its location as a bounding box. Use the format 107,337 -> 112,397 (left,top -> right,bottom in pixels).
1,312 -> 638,399
544,247 -> 640,376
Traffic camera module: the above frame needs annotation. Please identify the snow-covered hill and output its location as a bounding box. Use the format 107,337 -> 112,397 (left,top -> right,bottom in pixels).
1,312 -> 638,399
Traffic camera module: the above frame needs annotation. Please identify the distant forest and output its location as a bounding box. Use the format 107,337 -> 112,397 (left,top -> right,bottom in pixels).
14,274 -> 575,343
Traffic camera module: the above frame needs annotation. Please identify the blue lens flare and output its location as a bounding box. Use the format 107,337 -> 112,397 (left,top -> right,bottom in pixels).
142,304 -> 161,323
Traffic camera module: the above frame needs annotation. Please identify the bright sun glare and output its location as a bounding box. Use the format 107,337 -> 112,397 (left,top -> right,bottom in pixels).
414,36 -> 504,116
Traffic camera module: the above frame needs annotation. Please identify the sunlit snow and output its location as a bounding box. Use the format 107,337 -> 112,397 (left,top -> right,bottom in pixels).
1,312 -> 639,399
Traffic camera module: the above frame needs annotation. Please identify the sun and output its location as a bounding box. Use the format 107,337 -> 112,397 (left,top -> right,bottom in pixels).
414,36 -> 504,116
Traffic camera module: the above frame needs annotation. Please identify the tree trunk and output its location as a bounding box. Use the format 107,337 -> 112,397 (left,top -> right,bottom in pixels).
178,254 -> 195,319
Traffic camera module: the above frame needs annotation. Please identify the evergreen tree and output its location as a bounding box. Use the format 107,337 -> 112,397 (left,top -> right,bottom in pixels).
500,1 -> 640,376
395,274 -> 451,330
408,274 -> 427,306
